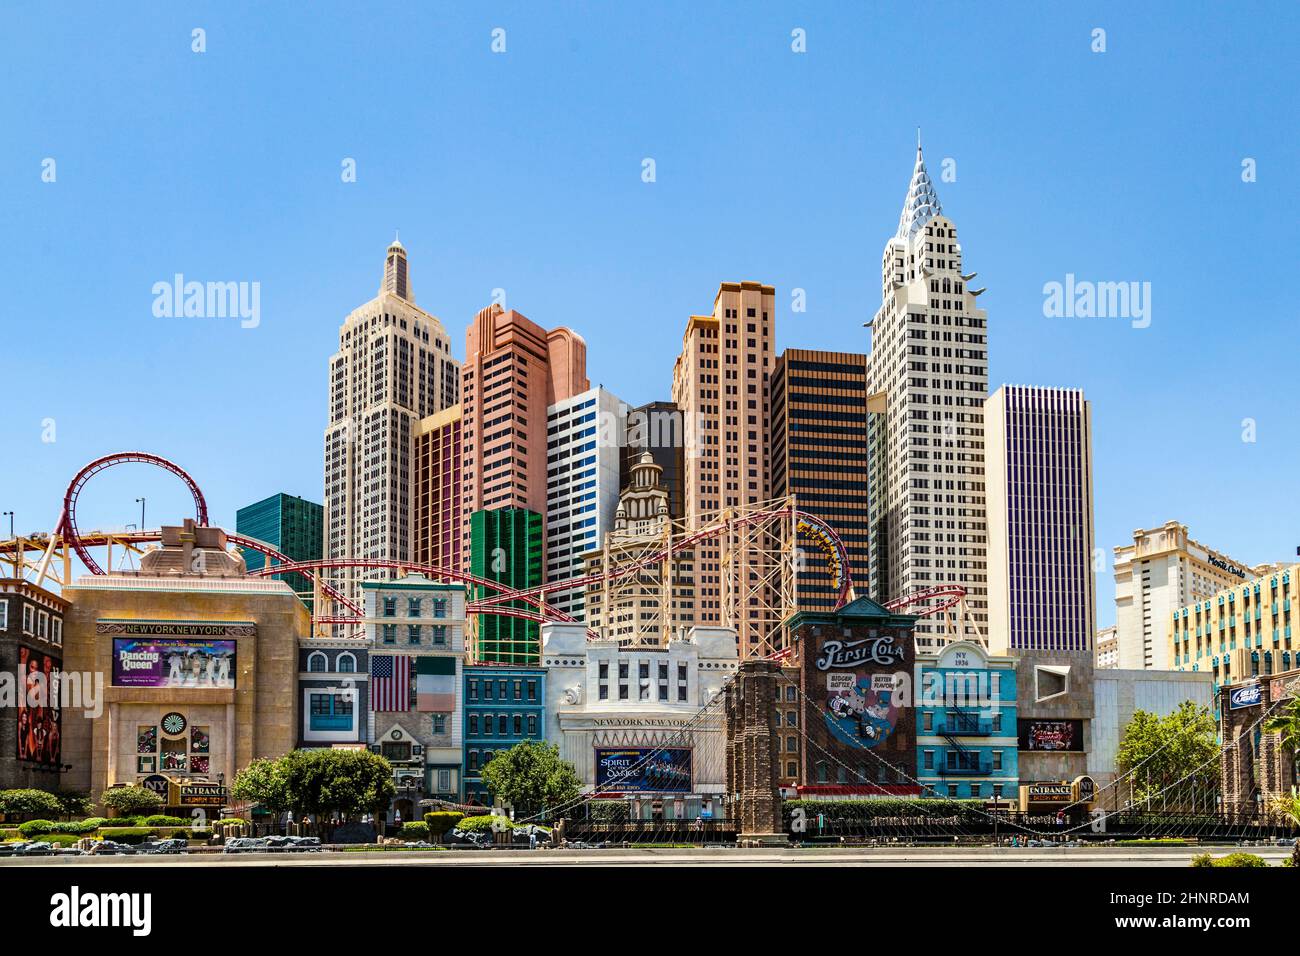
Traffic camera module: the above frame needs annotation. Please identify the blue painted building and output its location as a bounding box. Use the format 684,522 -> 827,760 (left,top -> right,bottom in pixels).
915,641 -> 1019,801
462,665 -> 546,804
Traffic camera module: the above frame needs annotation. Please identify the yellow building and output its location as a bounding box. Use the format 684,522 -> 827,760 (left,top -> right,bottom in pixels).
62,521 -> 307,806
1170,564 -> 1298,694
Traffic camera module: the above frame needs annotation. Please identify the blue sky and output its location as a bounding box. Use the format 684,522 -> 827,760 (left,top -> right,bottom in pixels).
2,2 -> 1297,626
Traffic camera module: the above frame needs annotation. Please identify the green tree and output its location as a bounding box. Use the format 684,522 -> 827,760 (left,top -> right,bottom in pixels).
1116,701 -> 1219,809
0,788 -> 62,820
237,749 -> 396,821
1264,697 -> 1300,759
54,791 -> 94,820
479,740 -> 581,819
100,785 -> 164,817
424,811 -> 464,843
230,757 -> 291,816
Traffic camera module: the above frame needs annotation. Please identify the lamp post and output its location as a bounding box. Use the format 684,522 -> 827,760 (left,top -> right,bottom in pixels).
2,511 -> 12,539
135,497 -> 146,532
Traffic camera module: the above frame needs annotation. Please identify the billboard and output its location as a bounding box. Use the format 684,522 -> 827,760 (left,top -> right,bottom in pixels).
815,631 -> 911,752
594,747 -> 692,793
1228,683 -> 1263,710
112,638 -> 236,688
16,647 -> 61,765
1018,719 -> 1084,752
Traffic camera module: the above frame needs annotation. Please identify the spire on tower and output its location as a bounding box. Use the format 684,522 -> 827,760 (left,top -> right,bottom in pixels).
896,136 -> 943,240
382,233 -> 411,301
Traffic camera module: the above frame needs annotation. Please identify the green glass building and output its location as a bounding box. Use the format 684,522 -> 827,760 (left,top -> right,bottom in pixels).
469,507 -> 543,664
235,493 -> 324,611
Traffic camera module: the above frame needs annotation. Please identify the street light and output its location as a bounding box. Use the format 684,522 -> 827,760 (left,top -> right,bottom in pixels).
135,497 -> 146,532
2,512 -> 13,539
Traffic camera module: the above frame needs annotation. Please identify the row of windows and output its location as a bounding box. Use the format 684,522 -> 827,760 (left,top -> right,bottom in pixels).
466,677 -> 540,702
466,713 -> 539,737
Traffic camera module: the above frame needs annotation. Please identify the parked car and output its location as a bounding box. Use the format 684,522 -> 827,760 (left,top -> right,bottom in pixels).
88,840 -> 137,856
137,839 -> 189,855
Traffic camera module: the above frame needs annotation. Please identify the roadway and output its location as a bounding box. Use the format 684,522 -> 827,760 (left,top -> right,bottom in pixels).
1,845 -> 1292,867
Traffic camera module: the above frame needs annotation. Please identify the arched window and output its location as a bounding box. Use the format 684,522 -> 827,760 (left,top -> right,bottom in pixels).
337,653 -> 356,673
307,651 -> 327,673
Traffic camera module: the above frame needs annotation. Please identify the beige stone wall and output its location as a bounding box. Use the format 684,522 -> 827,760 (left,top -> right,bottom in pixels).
61,580 -> 306,801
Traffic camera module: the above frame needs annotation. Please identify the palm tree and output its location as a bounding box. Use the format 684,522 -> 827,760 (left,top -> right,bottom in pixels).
1265,697 -> 1300,757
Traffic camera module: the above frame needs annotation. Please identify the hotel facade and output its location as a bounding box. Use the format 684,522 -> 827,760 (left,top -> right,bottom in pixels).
865,144 -> 989,651
1113,521 -> 1268,671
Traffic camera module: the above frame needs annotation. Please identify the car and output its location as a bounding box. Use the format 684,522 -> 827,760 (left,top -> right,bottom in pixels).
88,840 -> 138,856
223,837 -> 270,854
15,841 -> 55,857
137,839 -> 189,855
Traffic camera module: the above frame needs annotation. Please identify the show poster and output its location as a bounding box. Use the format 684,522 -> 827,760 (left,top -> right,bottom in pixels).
1018,719 -> 1084,752
16,647 -> 61,765
594,747 -> 692,793
111,638 -> 237,688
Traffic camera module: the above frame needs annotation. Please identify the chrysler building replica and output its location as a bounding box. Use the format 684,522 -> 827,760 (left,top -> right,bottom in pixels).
324,237 -> 460,622
865,141 -> 989,650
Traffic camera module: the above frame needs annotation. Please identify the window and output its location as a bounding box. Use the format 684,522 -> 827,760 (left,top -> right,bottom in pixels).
497,715 -> 508,735
22,605 -> 34,635
923,750 -> 934,770
484,680 -> 494,700
431,625 -> 447,646
408,597 -> 421,617
436,769 -> 451,792
432,714 -> 446,734
483,715 -> 493,736
0,600 -> 7,630
408,624 -> 421,645
513,715 -> 522,736
513,680 -> 522,700
526,679 -> 538,701
922,711 -> 933,732
469,714 -> 479,735
527,715 -> 538,736
307,652 -> 327,673
468,751 -> 479,771
383,597 -> 397,617
432,598 -> 447,618
381,741 -> 411,762
337,653 -> 356,673
992,750 -> 1002,771
468,680 -> 479,701
382,624 -> 396,645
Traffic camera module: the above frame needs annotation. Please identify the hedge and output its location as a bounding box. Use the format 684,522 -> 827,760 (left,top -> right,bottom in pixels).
0,789 -> 63,819
1191,852 -> 1271,868
18,819 -> 104,837
782,798 -> 986,823
424,811 -> 464,839
100,785 -> 164,816
141,815 -> 189,828
398,822 -> 430,839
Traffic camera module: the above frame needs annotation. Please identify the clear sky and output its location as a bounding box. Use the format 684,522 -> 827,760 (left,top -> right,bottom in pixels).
3,2 -> 1297,626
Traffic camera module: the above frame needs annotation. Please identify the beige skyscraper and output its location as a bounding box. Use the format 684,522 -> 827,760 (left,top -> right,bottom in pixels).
866,143 -> 989,650
324,238 -> 460,618
671,280 -> 775,657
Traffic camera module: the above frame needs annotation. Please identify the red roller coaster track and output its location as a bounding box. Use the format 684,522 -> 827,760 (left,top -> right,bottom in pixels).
46,452 -> 965,633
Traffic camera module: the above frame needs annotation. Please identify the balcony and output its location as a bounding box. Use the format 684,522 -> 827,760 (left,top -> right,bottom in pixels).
935,715 -> 996,737
939,757 -> 991,776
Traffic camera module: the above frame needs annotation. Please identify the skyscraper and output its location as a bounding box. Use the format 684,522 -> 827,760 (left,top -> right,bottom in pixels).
324,238 -> 460,619
460,304 -> 587,660
621,401 -> 686,521
672,280 -> 775,657
460,304 -> 587,561
865,143 -> 989,651
544,386 -> 623,621
235,493 -> 324,611
984,385 -> 1096,654
771,348 -> 870,614
412,405 -> 463,575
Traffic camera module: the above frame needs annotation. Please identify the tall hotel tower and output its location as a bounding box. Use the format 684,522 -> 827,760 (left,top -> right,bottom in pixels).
324,238 -> 460,618
672,280 -> 774,657
461,304 -> 587,662
866,144 -> 989,651
985,385 -> 1096,654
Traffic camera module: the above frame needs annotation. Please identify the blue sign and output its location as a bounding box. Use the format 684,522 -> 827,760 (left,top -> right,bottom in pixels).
1229,684 -> 1262,710
595,747 -> 692,793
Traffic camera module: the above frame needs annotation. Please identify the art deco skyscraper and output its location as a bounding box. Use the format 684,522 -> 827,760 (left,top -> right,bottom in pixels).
865,144 -> 990,651
324,238 -> 460,618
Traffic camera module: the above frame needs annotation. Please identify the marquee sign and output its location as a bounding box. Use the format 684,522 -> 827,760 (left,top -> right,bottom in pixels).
815,635 -> 905,670
179,783 -> 227,807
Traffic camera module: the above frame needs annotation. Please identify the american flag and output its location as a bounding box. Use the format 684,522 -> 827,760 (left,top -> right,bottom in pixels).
371,655 -> 411,712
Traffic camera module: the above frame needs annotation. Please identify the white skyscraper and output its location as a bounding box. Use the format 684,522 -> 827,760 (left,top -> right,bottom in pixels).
866,142 -> 990,651
324,238 -> 460,620
544,386 -> 624,620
